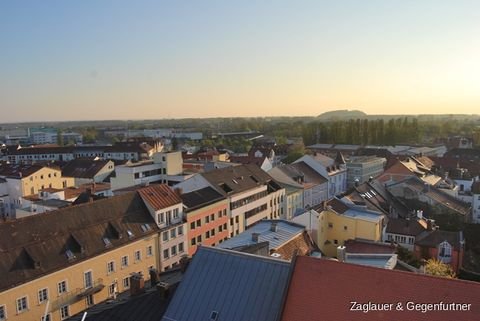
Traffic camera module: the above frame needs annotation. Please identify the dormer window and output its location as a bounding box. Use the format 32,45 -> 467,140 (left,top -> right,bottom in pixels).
65,250 -> 76,261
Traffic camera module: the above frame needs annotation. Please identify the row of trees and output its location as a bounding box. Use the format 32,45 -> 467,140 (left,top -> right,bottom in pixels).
302,118 -> 420,146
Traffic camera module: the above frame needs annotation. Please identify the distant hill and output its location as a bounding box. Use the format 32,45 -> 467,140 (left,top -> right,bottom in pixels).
317,110 -> 367,120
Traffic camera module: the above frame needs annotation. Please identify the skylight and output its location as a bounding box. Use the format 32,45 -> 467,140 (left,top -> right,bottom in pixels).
103,237 -> 112,247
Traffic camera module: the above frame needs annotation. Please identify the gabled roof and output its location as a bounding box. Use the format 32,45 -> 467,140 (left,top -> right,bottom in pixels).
162,247 -> 292,321
62,159 -> 112,178
138,184 -> 182,211
0,164 -> 50,178
389,177 -> 471,216
281,256 -> 480,321
290,162 -> 328,184
0,192 -> 157,292
415,230 -> 464,250
386,218 -> 428,237
217,220 -> 314,260
202,164 -> 282,196
180,187 -> 225,211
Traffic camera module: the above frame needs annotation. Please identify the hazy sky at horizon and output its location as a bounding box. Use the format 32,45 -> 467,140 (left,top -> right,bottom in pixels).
1,1 -> 480,122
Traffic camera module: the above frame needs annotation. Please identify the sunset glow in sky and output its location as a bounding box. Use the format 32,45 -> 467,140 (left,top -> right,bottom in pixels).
1,1 -> 480,122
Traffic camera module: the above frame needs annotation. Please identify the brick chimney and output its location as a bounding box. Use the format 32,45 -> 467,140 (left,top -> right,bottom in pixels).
130,272 -> 145,296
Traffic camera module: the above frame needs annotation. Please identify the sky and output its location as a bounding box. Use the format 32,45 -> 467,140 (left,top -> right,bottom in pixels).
1,0 -> 480,122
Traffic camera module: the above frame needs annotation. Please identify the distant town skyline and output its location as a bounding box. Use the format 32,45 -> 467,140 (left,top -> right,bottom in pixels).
1,1 -> 480,122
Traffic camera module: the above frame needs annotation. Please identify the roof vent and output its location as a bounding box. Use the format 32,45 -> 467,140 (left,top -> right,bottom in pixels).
127,230 -> 135,238
210,311 -> 219,321
252,232 -> 260,243
271,253 -> 281,258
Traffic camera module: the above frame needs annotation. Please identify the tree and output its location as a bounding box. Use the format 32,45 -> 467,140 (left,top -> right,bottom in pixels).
424,259 -> 456,278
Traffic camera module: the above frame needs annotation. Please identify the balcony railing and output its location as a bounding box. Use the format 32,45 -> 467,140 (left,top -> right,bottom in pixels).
51,278 -> 104,311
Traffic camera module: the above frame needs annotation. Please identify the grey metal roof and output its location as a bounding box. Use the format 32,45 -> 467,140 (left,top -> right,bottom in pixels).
217,220 -> 305,250
162,247 -> 292,321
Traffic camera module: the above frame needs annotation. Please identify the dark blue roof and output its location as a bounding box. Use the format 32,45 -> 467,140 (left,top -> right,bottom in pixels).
162,247 -> 292,321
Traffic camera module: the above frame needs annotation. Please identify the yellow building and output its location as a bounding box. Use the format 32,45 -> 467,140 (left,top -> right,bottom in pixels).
0,192 -> 160,321
318,198 -> 385,257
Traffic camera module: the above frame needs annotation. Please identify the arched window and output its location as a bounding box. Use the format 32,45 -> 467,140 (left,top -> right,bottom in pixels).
439,241 -> 452,258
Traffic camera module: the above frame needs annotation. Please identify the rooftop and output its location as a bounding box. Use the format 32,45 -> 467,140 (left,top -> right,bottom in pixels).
138,184 -> 182,211
281,256 -> 480,321
162,247 -> 291,321
62,159 -> 112,178
180,186 -> 226,211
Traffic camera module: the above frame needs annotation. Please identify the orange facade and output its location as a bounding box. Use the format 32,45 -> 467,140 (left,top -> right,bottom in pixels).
187,200 -> 229,256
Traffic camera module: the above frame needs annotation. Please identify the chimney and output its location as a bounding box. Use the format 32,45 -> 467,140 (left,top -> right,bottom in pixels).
179,255 -> 190,273
252,232 -> 260,243
149,267 -> 159,286
427,219 -> 436,231
130,272 -> 145,296
416,210 -> 423,220
337,246 -> 346,262
174,187 -> 183,196
156,282 -> 170,299
270,222 -> 278,232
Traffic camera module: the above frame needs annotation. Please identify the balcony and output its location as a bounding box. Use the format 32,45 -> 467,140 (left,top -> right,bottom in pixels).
51,278 -> 104,311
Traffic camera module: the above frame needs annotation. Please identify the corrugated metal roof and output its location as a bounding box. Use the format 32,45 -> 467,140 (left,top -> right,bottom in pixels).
162,247 -> 292,321
138,184 -> 182,211
217,220 -> 305,250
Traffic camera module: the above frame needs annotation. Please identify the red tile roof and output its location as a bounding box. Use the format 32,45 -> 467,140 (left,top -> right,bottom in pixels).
138,184 -> 182,211
281,256 -> 480,321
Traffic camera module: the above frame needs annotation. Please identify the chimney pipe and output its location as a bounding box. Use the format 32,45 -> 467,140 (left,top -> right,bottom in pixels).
337,246 -> 346,262
252,232 -> 260,242
270,222 -> 278,232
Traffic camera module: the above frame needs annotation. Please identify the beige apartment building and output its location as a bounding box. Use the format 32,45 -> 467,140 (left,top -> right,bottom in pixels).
0,192 -> 159,321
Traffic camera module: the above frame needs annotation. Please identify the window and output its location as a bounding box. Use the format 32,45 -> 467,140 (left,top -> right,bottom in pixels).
344,226 -> 348,231
58,280 -> 67,294
206,231 -> 210,239
197,235 -> 202,243
178,225 -> 183,235
179,242 -> 184,253
41,313 -> 52,321
211,229 -> 215,236
0,305 -> 5,321
173,208 -> 179,219
223,209 -> 227,216
235,216 -> 239,223
107,261 -> 115,274
163,232 -> 169,242
38,288 -> 48,304
16,296 -> 28,314
210,214 -> 215,221
191,238 -> 196,246
171,245 -> 177,256
328,223 -> 333,228
223,223 -> 227,230
170,228 -> 176,238
334,239 -> 338,245
84,271 -> 93,288
86,294 -> 94,307
60,305 -> 70,319
121,255 -> 129,268
439,241 -> 452,258
206,216 -> 210,223
135,250 -> 141,262
158,212 -> 165,224
163,249 -> 169,259
196,219 -> 201,227
218,211 -> 222,219
123,277 -> 130,289
108,283 -> 116,296
190,222 -> 195,230
146,245 -> 153,257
